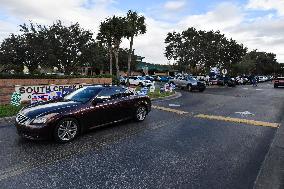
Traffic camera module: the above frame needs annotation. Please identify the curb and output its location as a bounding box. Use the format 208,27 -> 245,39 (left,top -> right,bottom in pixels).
254,119 -> 284,189
151,92 -> 182,102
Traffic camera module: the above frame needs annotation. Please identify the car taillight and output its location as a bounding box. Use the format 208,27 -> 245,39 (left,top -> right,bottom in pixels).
274,80 -> 279,83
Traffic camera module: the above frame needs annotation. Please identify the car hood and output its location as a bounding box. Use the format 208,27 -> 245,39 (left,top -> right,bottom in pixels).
20,100 -> 81,118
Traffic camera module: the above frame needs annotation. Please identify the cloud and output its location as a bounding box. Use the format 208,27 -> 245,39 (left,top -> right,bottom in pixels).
0,0 -> 284,64
164,0 -> 186,12
0,20 -> 18,41
246,0 -> 284,16
177,3 -> 243,31
0,0 -> 120,33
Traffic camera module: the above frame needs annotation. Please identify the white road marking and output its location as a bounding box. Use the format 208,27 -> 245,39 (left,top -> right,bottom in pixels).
169,104 -> 181,107
235,111 -> 255,116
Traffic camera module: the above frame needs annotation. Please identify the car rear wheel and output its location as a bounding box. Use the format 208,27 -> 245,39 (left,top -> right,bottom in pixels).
135,106 -> 147,122
54,118 -> 79,143
274,85 -> 278,88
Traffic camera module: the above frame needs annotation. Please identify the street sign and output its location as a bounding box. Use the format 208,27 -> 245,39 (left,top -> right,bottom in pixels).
222,69 -> 228,75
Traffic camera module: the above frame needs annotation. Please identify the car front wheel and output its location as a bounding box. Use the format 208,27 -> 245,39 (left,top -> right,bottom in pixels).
135,106 -> 147,122
199,88 -> 205,92
54,118 -> 79,143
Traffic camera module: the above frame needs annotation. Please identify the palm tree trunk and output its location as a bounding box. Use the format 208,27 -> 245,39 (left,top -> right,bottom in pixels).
109,47 -> 113,75
127,36 -> 134,86
114,49 -> 120,80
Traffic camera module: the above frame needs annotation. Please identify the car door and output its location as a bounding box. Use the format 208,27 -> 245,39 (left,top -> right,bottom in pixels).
175,76 -> 182,86
118,89 -> 135,118
180,76 -> 188,87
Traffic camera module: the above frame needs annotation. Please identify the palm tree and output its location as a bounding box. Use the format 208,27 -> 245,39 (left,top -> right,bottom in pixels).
97,20 -> 114,75
111,16 -> 126,79
97,16 -> 126,79
125,10 -> 146,85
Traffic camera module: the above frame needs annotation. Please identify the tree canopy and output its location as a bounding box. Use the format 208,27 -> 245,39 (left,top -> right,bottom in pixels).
0,11 -> 145,76
165,27 -> 283,76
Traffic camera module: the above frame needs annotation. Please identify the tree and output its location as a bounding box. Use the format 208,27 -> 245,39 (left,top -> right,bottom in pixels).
125,10 -> 146,84
0,34 -> 25,73
111,16 -> 127,79
165,27 -> 247,74
97,20 -> 115,75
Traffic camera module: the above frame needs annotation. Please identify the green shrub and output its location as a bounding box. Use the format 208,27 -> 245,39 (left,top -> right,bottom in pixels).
0,104 -> 24,118
0,73 -> 113,79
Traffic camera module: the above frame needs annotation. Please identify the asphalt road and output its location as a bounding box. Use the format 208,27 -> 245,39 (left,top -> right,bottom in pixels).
0,82 -> 283,189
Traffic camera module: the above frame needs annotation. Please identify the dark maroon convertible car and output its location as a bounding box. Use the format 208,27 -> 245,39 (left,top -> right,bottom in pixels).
15,86 -> 151,142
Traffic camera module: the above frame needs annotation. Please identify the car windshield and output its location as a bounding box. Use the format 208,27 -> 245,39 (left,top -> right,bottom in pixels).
187,76 -> 197,81
64,87 -> 103,103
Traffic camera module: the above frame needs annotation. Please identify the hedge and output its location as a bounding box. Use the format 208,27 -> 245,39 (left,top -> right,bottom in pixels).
0,73 -> 113,79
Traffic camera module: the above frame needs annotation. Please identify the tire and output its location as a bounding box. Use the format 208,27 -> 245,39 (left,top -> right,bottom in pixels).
54,118 -> 80,143
199,88 -> 205,92
274,85 -> 278,88
139,82 -> 144,87
134,105 -> 147,122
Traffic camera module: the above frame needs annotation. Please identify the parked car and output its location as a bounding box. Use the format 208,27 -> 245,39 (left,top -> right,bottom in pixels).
158,76 -> 170,82
274,77 -> 284,88
144,75 -> 155,82
257,76 -> 268,82
119,76 -> 126,85
128,76 -> 154,87
216,76 -> 236,87
235,76 -> 251,85
169,75 -> 206,92
15,86 -> 151,142
152,75 -> 161,81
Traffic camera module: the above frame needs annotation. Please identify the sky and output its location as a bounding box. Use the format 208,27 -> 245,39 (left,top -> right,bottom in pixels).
0,0 -> 284,64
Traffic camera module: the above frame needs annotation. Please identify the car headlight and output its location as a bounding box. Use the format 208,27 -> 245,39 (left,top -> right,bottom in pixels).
32,113 -> 59,124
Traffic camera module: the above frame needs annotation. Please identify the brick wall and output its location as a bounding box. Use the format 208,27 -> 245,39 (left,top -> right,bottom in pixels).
0,78 -> 112,105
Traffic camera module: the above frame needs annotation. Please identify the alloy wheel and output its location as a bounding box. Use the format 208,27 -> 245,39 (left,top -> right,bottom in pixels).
136,106 -> 147,121
57,120 -> 78,142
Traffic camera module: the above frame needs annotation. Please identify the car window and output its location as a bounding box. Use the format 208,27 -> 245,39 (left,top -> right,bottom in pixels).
64,87 -> 103,103
187,76 -> 197,81
97,87 -> 126,100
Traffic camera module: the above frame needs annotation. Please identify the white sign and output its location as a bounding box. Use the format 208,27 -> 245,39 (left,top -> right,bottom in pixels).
15,84 -> 86,102
222,69 -> 228,75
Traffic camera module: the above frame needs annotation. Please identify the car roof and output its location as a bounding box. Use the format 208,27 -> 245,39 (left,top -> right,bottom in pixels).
84,85 -> 122,90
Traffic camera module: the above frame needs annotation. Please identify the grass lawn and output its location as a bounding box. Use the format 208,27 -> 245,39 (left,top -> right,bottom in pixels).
148,90 -> 175,99
134,86 -> 175,99
0,104 -> 23,118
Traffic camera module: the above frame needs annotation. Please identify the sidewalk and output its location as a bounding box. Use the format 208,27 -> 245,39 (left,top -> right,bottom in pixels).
254,118 -> 284,189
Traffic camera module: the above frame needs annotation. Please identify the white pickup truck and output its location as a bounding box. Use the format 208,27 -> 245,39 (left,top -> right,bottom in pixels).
169,75 -> 206,92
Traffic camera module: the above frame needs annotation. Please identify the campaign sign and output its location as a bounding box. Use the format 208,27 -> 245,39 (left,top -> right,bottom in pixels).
15,84 -> 85,102
31,91 -> 63,103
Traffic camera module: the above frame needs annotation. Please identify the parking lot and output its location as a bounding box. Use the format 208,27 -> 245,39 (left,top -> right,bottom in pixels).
0,82 -> 283,189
